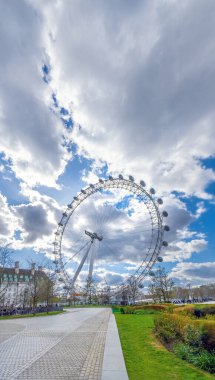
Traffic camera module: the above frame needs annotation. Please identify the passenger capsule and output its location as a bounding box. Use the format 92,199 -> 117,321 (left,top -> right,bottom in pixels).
162,211 -> 168,217
140,180 -> 146,187
149,271 -> 155,276
129,175 -> 134,182
99,178 -> 104,183
157,198 -> 163,205
150,188 -> 156,195
162,241 -> 168,247
164,225 -> 170,231
119,174 -> 124,180
109,175 -> 114,180
157,257 -> 163,262
81,189 -> 86,194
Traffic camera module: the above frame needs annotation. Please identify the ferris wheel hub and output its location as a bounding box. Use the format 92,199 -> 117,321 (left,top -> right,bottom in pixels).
85,230 -> 103,242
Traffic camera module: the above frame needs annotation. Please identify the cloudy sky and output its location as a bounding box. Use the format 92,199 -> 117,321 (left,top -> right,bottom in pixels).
0,0 -> 214,287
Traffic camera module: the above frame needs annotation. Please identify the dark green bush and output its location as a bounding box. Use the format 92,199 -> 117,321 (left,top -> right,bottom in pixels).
173,343 -> 215,374
193,308 -> 206,318
193,350 -> 215,373
184,325 -> 203,349
173,343 -> 196,360
134,309 -> 160,315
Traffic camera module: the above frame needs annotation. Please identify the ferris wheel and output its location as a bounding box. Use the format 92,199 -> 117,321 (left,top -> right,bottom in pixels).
53,175 -> 169,293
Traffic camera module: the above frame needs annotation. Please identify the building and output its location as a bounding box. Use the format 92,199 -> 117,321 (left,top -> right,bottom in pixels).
0,262 -> 51,308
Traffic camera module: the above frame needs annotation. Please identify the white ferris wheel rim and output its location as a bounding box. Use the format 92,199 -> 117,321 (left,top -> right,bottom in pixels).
53,176 -> 169,293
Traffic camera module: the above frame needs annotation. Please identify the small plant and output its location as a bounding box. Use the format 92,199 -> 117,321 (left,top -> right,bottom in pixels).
154,314 -> 179,343
173,343 -> 195,360
184,325 -> 202,349
173,343 -> 215,374
193,350 -> 215,373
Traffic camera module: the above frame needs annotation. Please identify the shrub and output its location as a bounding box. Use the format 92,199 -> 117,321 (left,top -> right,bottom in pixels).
202,306 -> 215,316
173,305 -> 195,316
123,307 -> 134,314
121,304 -> 169,314
200,321 -> 215,351
155,319 -> 177,343
173,343 -> 196,360
133,309 -> 160,315
193,350 -> 215,373
154,313 -> 199,343
193,308 -> 206,318
173,343 -> 215,374
184,325 -> 203,349
133,304 -> 167,311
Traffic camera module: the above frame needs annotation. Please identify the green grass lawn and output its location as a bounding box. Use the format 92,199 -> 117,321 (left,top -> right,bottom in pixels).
115,314 -> 215,380
0,310 -> 65,320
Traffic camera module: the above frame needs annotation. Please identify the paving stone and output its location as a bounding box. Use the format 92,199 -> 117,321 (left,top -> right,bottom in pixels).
0,309 -> 111,380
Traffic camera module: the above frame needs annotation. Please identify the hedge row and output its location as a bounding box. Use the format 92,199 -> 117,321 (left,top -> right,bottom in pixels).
154,312 -> 215,351
173,304 -> 215,317
122,304 -> 170,313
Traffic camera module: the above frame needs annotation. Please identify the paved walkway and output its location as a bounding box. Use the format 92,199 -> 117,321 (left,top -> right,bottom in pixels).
0,308 -> 128,380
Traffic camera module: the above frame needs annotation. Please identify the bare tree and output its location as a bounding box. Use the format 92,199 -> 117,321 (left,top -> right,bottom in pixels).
0,244 -> 13,304
82,277 -> 97,304
171,283 -> 215,302
28,262 -> 51,312
38,260 -> 58,308
98,286 -> 111,305
149,267 -> 174,302
127,277 -> 142,304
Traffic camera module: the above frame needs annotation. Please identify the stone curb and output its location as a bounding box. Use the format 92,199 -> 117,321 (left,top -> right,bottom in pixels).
101,314 -> 129,380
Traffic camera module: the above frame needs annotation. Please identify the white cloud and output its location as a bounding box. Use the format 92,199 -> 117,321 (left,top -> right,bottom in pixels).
11,184 -> 62,252
163,238 -> 207,262
38,0 -> 215,197
170,262 -> 215,284
0,193 -> 18,241
195,201 -> 207,219
0,1 -> 71,187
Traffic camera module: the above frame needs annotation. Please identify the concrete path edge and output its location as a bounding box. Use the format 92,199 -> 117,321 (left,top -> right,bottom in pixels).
101,313 -> 129,380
